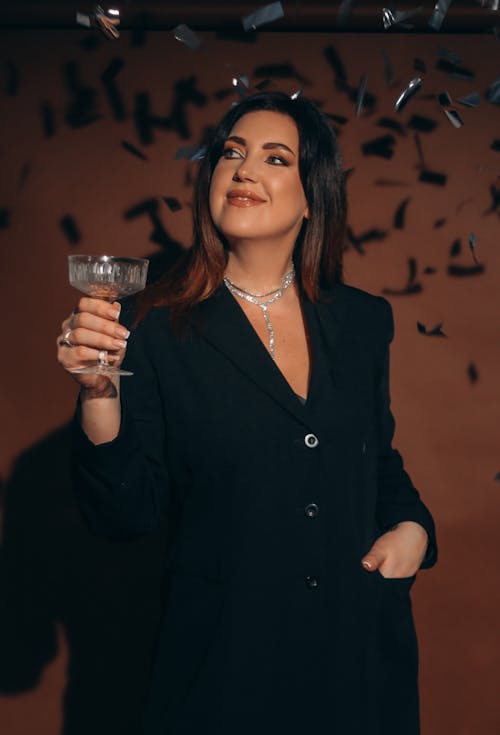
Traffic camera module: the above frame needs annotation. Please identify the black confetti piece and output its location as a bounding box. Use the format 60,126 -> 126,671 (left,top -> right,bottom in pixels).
438,91 -> 452,106
121,141 -> 148,161
407,114 -> 438,132
447,263 -> 485,277
491,140 -> 500,152
123,198 -> 177,249
63,60 -> 102,128
450,238 -> 461,256
433,217 -> 447,228
483,184 -> 500,215
101,57 -> 126,121
242,2 -> 284,31
325,112 -> 349,126
377,117 -> 406,135
382,257 -> 422,295
134,77 -> 207,145
0,208 -> 11,229
40,102 -> 56,137
362,135 -> 396,159
419,170 -> 447,186
493,472 -> 500,483
423,266 -> 437,274
162,197 -> 182,212
60,215 -> 81,245
355,74 -> 367,116
416,321 -> 446,336
438,46 -> 462,66
346,227 -> 388,254
458,92 -> 481,108
5,61 -> 19,96
436,59 -> 475,81
323,46 -> 348,85
394,198 -> 411,229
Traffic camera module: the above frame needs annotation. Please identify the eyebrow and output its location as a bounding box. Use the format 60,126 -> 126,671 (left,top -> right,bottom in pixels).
225,135 -> 296,157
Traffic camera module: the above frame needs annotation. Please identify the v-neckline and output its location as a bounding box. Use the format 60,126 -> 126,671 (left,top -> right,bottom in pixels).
224,283 -> 317,410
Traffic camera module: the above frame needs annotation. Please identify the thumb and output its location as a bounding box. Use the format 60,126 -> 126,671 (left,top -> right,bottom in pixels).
361,547 -> 386,572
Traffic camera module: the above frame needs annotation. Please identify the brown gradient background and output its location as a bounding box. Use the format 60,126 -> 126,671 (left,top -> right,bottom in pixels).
0,27 -> 499,735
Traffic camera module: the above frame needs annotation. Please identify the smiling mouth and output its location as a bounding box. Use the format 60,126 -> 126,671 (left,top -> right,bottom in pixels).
226,195 -> 265,207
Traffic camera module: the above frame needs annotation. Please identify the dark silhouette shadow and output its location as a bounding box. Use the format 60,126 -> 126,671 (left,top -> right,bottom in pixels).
0,247 -> 184,733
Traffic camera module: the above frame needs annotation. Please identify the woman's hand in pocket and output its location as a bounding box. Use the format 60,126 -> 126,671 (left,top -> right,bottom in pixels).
361,521 -> 429,578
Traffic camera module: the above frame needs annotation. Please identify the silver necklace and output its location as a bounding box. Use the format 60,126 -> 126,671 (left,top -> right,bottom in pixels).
223,266 -> 296,361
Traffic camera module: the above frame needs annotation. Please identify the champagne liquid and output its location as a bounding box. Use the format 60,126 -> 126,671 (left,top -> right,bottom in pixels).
70,279 -> 143,301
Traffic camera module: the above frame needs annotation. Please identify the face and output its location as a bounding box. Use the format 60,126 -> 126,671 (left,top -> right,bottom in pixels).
209,110 -> 309,246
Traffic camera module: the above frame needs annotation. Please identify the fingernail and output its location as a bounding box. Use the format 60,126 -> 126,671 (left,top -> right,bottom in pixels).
113,339 -> 127,349
115,327 -> 130,339
362,560 -> 372,569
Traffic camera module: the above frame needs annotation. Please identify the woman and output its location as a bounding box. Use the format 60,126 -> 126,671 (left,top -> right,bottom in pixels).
57,92 -> 437,735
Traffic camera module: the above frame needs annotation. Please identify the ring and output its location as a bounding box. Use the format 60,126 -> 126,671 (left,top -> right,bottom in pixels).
59,328 -> 74,347
98,350 -> 107,363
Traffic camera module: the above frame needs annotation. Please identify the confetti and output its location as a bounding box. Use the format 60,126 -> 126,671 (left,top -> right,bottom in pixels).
438,91 -> 453,106
419,170 -> 447,186
486,76 -> 500,104
458,92 -> 481,107
433,218 -> 447,228
382,5 -> 423,29
417,321 -> 447,336
362,135 -> 396,159
0,208 -> 11,229
60,215 -> 81,245
491,140 -> 500,152
242,2 -> 284,31
469,232 -> 480,265
442,108 -> 464,128
355,74 -> 367,116
395,76 -> 422,111
121,141 -> 148,160
77,5 -> 121,40
428,0 -> 453,31
447,263 -> 485,276
377,117 -> 406,135
175,145 -> 207,160
337,0 -> 355,27
381,50 -> 394,85
162,197 -> 182,212
407,115 -> 438,132
393,198 -> 411,229
347,227 -> 388,254
173,24 -> 202,50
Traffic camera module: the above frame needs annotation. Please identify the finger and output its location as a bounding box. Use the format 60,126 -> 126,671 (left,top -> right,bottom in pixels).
71,311 -> 130,340
361,549 -> 386,572
75,296 -> 121,321
61,344 -> 118,369
70,326 -> 128,353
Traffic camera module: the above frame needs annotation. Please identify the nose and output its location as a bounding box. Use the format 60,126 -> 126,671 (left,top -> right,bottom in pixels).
233,156 -> 258,182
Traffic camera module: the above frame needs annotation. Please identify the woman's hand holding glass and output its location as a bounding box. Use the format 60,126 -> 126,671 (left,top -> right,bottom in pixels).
57,297 -> 129,393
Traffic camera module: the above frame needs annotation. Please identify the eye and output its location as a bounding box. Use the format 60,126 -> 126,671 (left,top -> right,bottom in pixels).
222,147 -> 243,160
266,155 -> 288,166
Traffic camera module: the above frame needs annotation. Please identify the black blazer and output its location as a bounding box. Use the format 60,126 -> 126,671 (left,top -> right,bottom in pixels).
72,281 -> 437,735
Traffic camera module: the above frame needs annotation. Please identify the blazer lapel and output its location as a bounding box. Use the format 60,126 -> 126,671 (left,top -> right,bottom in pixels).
193,282 -> 346,425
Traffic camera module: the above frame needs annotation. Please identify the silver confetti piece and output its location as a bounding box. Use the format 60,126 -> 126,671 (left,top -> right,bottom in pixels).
382,6 -> 423,29
173,24 -> 202,50
290,90 -> 302,100
355,74 -> 367,116
175,145 -> 207,160
428,0 -> 453,31
394,76 -> 422,111
458,92 -> 481,107
242,2 -> 284,32
76,12 -> 92,27
442,108 -> 463,128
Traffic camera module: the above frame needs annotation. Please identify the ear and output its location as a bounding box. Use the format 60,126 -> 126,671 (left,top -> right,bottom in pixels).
304,204 -> 310,220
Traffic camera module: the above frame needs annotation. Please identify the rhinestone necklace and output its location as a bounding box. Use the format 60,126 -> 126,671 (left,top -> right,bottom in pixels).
223,266 -> 296,361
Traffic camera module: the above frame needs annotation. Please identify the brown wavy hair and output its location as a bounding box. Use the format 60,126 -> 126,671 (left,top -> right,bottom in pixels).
134,91 -> 347,334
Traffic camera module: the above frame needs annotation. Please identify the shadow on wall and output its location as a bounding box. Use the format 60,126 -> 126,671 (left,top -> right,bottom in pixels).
0,247 -> 185,735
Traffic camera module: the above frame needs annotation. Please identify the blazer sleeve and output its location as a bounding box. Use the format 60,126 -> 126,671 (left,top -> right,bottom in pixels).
70,314 -> 170,540
375,298 -> 438,570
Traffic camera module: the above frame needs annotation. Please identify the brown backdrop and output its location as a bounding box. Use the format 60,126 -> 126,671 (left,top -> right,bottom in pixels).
0,27 -> 499,735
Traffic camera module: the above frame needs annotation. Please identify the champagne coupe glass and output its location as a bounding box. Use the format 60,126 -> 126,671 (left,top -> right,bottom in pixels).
68,254 -> 149,376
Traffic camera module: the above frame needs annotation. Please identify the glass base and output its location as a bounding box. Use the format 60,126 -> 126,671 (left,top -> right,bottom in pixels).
68,365 -> 133,376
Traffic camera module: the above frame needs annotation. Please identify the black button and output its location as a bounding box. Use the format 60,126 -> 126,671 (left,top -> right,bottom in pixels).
304,503 -> 319,518
304,433 -> 319,448
305,576 -> 319,589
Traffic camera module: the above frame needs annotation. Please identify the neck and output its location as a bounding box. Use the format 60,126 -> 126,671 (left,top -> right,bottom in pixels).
224,244 -> 295,293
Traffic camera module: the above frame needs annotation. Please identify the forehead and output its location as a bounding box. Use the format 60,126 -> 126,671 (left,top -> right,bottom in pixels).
228,110 -> 299,147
